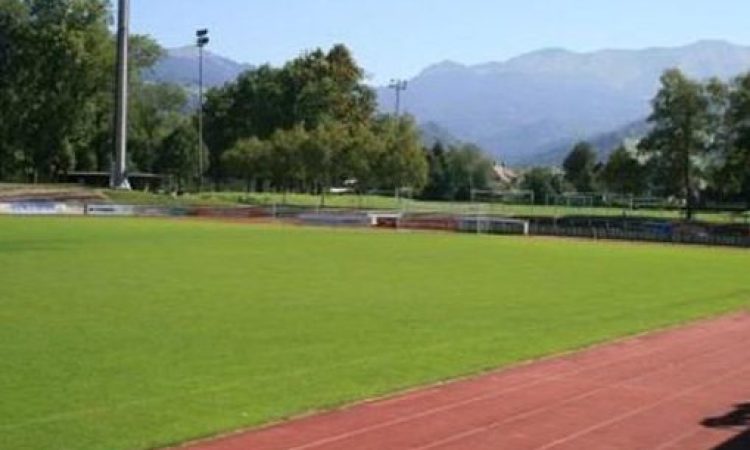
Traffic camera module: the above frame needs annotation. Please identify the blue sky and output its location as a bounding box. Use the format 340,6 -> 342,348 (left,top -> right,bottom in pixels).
130,0 -> 750,84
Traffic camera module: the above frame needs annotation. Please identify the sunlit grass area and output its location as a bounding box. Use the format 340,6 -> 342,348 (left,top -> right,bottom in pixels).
1,217 -> 748,449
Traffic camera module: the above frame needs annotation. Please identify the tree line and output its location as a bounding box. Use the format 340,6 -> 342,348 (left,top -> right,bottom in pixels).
0,0 -> 495,201
4,2 -> 747,218
201,46 -> 498,200
520,69 -> 750,217
202,45 -> 429,195
0,0 -> 192,182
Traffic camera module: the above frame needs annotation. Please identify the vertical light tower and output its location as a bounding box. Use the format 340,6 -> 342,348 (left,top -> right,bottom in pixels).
388,79 -> 408,116
111,0 -> 131,190
196,29 -> 210,191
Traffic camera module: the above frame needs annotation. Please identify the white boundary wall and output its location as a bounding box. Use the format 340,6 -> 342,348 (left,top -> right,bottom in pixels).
0,202 -> 84,216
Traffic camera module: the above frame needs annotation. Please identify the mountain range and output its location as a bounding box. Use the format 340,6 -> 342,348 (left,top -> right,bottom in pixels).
145,46 -> 252,91
148,41 -> 750,166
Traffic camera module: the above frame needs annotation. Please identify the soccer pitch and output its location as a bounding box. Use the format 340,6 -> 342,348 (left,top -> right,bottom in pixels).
1,217 -> 748,450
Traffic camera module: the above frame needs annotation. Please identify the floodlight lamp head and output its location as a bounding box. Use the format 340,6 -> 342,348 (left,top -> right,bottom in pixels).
389,79 -> 407,90
197,36 -> 210,47
196,29 -> 209,37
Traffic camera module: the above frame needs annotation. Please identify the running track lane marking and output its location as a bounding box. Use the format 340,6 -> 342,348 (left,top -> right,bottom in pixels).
284,325 -> 744,450
181,314 -> 749,450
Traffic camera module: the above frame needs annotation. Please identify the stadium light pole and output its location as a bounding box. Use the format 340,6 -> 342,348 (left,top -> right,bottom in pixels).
388,79 -> 408,116
111,0 -> 131,190
196,29 -> 210,192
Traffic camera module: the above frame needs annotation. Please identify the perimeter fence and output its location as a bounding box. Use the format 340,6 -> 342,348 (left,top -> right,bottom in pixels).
1,200 -> 748,248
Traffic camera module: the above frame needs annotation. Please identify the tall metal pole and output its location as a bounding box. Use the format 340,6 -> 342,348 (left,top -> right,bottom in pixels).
112,0 -> 131,189
389,79 -> 408,116
395,87 -> 401,116
196,29 -> 209,192
198,43 -> 204,191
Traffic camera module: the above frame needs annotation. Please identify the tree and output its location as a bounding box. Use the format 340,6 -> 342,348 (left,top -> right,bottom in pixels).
0,2 -> 174,180
202,44 -> 376,186
639,69 -> 712,220
422,143 -> 451,200
268,125 -> 308,197
372,115 -> 428,194
129,82 -> 189,173
222,137 -> 270,193
284,45 -> 376,128
342,123 -> 384,193
0,0 -> 113,181
445,144 -> 495,201
718,73 -> 750,206
305,121 -> 350,205
600,146 -> 649,195
520,168 -> 566,205
563,141 -> 597,192
155,121 -> 198,191
0,0 -> 25,178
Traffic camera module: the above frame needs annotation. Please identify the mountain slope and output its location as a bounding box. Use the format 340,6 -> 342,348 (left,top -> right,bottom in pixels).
145,46 -> 252,89
420,121 -> 462,148
377,40 -> 750,164
147,42 -> 750,166
526,120 -> 651,166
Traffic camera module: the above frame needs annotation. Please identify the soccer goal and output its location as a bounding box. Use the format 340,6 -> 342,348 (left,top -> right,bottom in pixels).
470,189 -> 536,216
458,215 -> 530,236
472,189 -> 536,205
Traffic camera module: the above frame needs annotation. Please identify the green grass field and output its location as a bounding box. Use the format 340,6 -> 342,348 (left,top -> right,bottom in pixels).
1,217 -> 748,450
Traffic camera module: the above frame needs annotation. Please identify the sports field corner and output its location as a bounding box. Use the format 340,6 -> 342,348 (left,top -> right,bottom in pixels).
0,216 -> 748,450
178,312 -> 750,450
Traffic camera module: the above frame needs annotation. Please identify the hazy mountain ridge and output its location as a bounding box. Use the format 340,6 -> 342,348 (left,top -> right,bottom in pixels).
378,40 -> 750,164
420,121 -> 462,148
145,46 -> 253,89
525,120 -> 651,166
148,41 -> 750,166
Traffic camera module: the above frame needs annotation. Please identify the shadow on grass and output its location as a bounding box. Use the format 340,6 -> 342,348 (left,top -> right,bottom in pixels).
702,403 -> 750,450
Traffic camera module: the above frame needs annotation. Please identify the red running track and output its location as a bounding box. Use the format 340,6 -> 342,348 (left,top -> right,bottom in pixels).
178,313 -> 750,450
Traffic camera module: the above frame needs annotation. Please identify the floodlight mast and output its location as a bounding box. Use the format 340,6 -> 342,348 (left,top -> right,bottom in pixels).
111,0 -> 131,190
388,79 -> 408,116
196,29 -> 210,191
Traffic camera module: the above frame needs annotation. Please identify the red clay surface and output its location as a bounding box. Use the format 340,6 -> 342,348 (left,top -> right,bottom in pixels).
180,313 -> 750,450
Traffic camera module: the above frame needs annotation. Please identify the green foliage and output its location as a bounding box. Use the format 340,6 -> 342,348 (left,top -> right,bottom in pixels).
520,167 -> 567,204
203,44 -> 377,183
266,125 -> 308,192
372,115 -> 429,192
422,143 -> 450,200
155,120 -> 198,190
222,137 -> 271,192
0,1 -> 187,181
422,142 -> 496,201
446,144 -> 495,200
717,73 -> 750,205
639,69 -> 713,219
218,115 -> 428,197
563,141 -> 598,192
600,146 -> 650,195
284,45 -> 376,127
0,0 -> 113,180
521,70 -> 750,211
1,217 -> 748,450
129,82 -> 189,172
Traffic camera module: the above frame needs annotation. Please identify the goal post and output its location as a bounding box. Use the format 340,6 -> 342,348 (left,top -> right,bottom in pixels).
471,189 -> 536,205
458,215 -> 530,236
